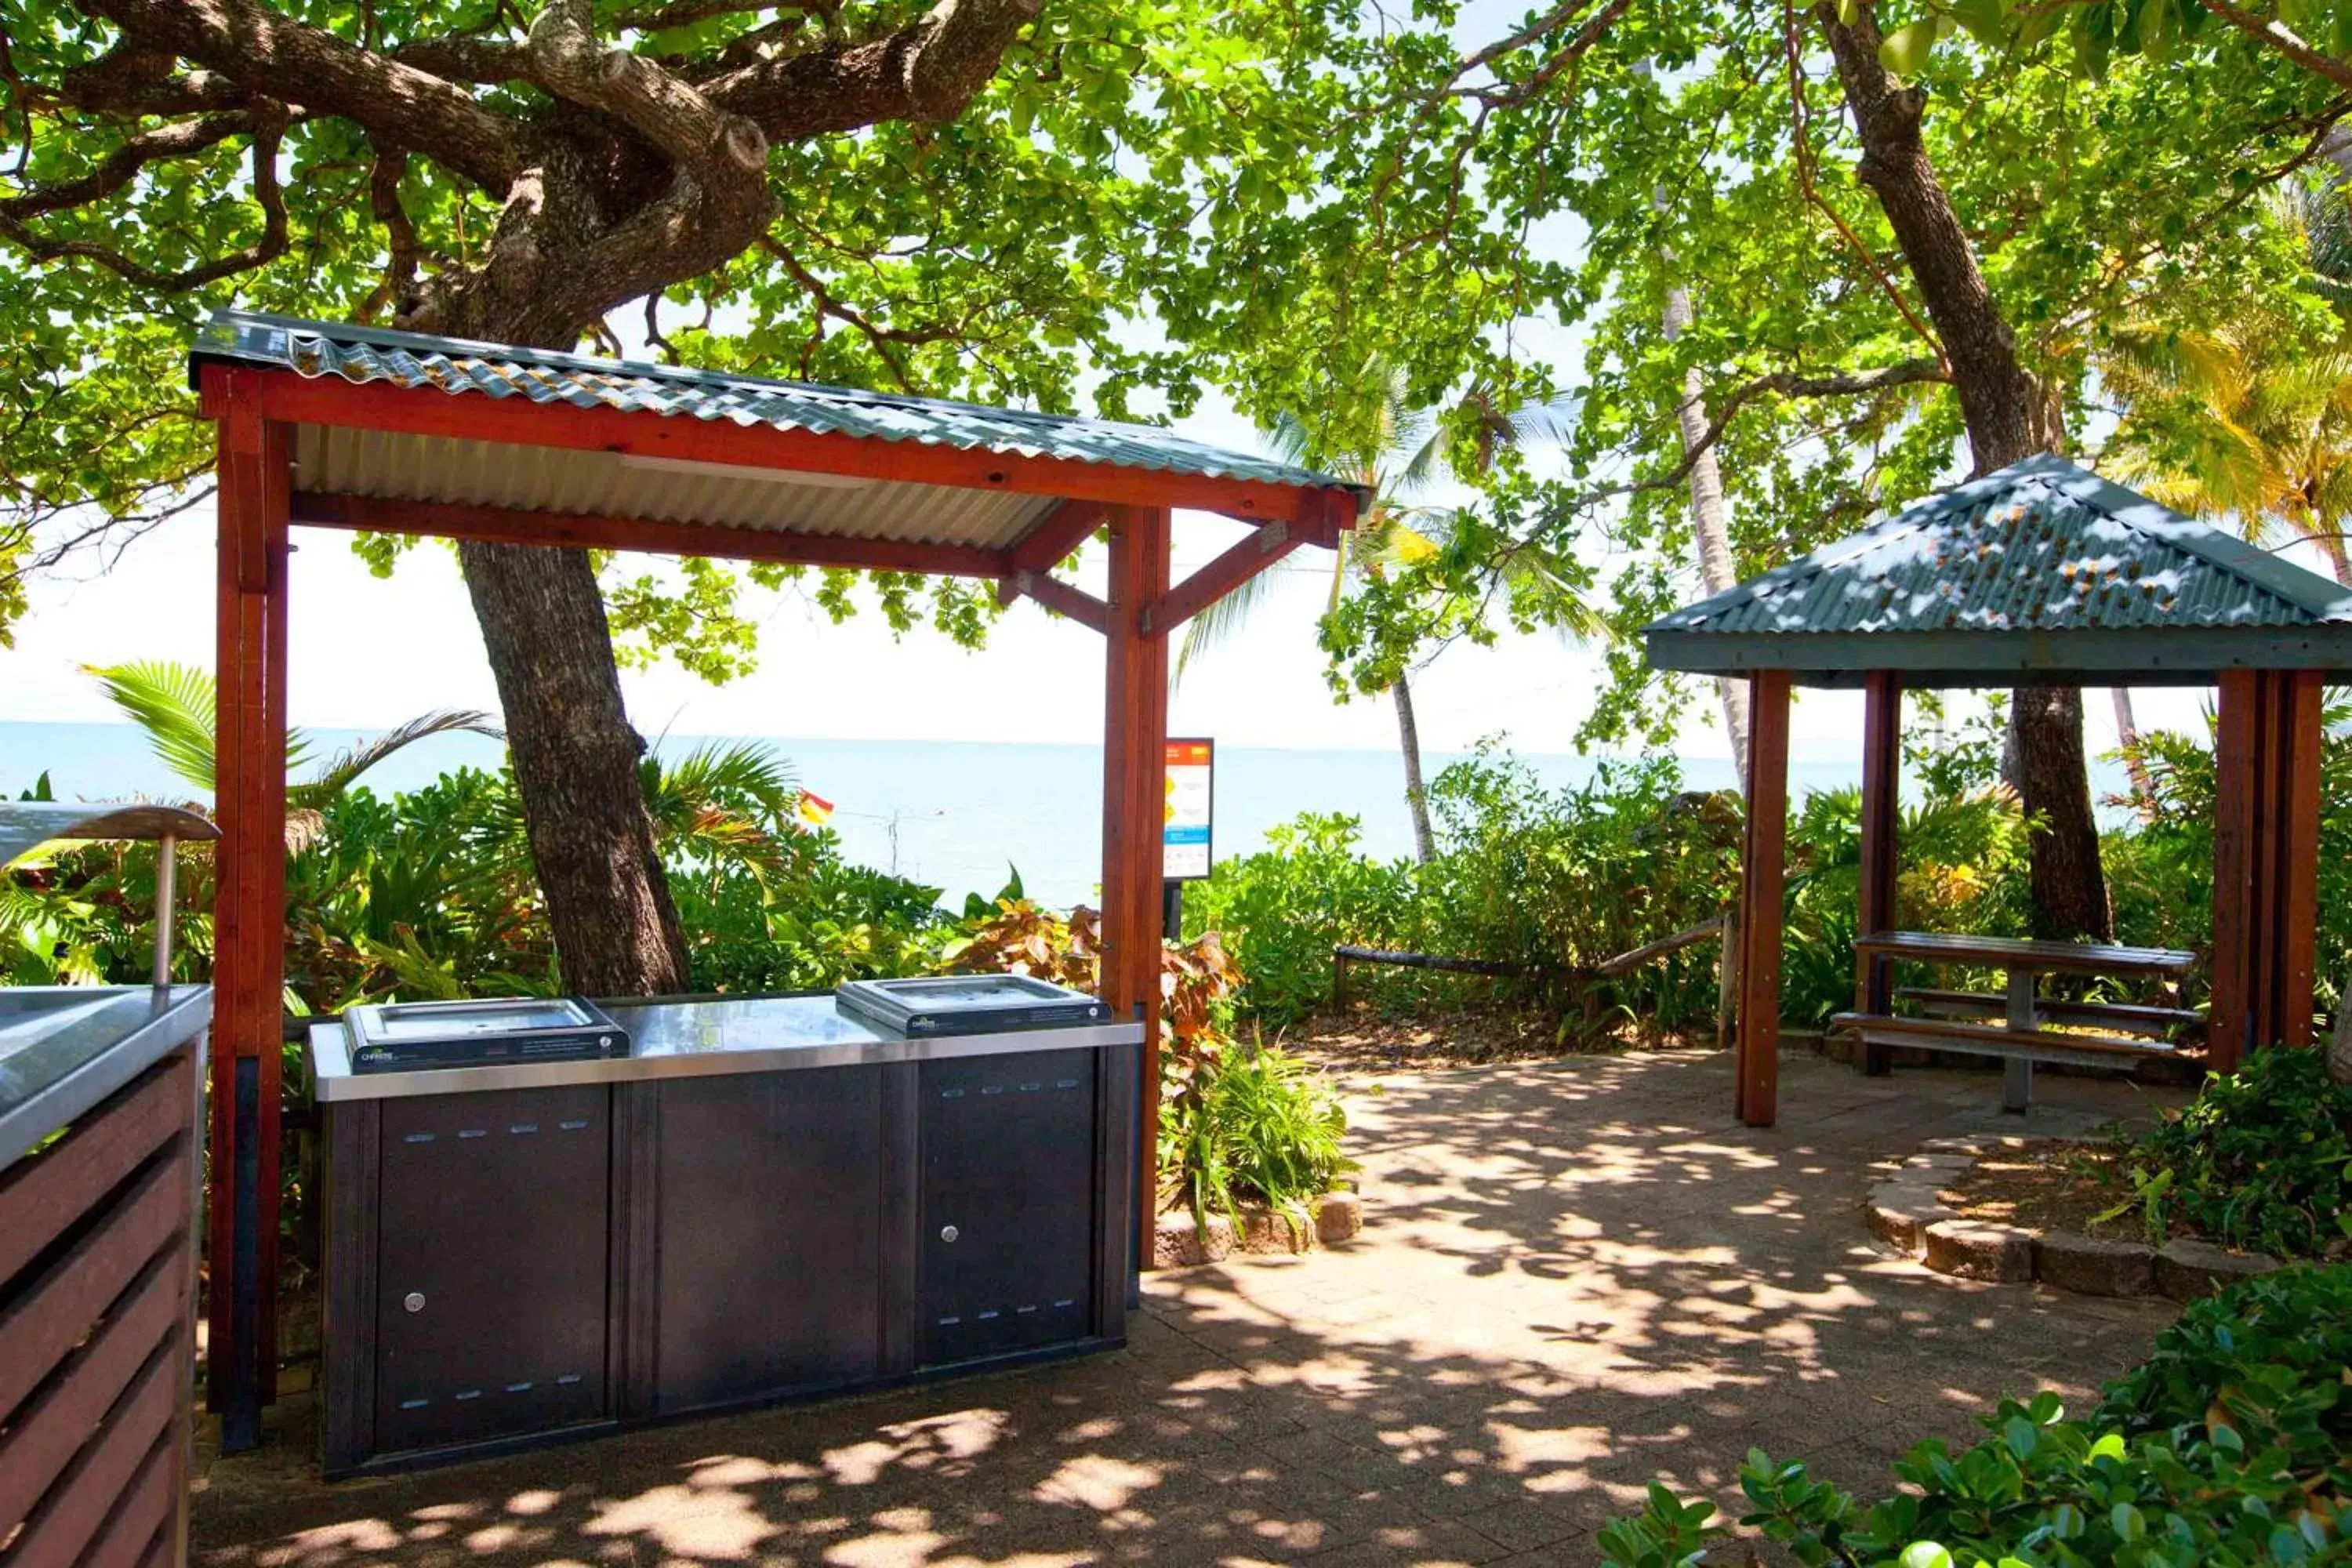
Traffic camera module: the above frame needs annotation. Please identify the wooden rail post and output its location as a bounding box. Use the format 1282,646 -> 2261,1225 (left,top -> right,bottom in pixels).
1737,671 -> 1791,1127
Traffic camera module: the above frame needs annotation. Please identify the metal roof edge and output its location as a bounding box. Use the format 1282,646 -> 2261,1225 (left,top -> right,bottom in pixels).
188,309 -> 1370,501
1645,622 -> 2352,681
2034,458 -> 2352,622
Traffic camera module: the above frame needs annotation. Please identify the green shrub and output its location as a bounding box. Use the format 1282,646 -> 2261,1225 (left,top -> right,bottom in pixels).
1162,1045 -> 1354,1231
1599,1264 -> 2352,1568
2113,1048 -> 2352,1259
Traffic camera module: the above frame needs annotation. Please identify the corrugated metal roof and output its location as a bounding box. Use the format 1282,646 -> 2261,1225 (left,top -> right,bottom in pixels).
191,310 -> 1365,500
1648,456 -> 2352,652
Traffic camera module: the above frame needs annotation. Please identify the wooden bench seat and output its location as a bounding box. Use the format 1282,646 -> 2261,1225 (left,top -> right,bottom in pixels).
1891,987 -> 2201,1040
1828,1011 -> 2180,1066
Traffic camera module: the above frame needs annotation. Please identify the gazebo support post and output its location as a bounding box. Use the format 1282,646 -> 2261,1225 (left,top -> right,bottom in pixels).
209,390 -> 292,1446
1101,506 -> 1171,1247
2213,670 -> 2325,1072
1737,670 -> 1791,1126
1855,671 -> 1902,1076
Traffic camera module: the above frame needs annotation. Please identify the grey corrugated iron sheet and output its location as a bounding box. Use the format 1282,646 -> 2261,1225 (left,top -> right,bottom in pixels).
191,310 -> 1367,503
1648,456 -> 2352,644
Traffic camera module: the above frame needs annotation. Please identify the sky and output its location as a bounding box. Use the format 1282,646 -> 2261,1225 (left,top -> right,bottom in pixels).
0,375 -> 2224,769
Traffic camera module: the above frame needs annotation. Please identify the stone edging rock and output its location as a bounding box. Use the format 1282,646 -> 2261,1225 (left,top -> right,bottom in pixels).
1864,1138 -> 2282,1300
1152,1189 -> 1362,1270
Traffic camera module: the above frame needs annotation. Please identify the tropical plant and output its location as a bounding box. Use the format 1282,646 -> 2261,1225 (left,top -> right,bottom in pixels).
1601,1265 -> 2352,1568
2100,190 -> 2352,586
2103,1047 -> 2352,1258
1163,1044 -> 1355,1239
88,660 -> 501,815
1178,365 -> 1596,863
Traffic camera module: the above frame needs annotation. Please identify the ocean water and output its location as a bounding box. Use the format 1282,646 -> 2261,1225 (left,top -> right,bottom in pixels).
5,720 -> 2127,909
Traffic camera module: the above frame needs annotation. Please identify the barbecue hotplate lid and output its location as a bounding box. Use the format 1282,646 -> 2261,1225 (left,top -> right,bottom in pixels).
833,975 -> 1109,1036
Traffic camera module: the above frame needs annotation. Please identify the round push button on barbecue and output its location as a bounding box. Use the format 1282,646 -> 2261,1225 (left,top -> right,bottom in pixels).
940,1225 -> 960,1243
403,1291 -> 426,1313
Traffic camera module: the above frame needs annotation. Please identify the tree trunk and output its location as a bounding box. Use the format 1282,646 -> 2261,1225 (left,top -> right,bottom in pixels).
2111,687 -> 2158,820
458,539 -> 691,993
1821,0 -> 2110,940
1661,281 -> 1752,797
1392,673 -> 1438,864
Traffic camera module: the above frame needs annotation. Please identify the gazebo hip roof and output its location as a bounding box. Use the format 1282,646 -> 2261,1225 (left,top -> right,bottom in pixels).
1643,455 -> 2352,687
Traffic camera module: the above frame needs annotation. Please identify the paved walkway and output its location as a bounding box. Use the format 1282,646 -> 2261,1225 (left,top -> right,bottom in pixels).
192,1050 -> 2180,1567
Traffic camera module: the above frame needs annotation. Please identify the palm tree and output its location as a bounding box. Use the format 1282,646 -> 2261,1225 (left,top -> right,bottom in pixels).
1178,371 -> 1599,862
2100,191 -> 2352,588
88,660 -> 503,818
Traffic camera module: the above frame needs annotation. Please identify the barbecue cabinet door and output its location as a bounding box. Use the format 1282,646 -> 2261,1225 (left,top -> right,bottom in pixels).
375,1085 -> 611,1454
918,1047 -> 1097,1367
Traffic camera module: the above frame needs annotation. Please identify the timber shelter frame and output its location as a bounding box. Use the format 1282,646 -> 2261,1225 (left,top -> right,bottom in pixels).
190,311 -> 1367,1442
1646,456 -> 2352,1127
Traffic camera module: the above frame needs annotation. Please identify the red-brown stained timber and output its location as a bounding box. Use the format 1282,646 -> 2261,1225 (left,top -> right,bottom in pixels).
220,368 -> 1345,526
0,1053 -> 191,1287
2210,670 -> 2258,1074
292,492 -> 1014,579
2278,670 -> 2323,1047
1144,521 -> 1307,636
1738,670 -> 1792,1127
1100,506 -> 1171,1238
998,569 -> 1109,633
1856,671 -> 1902,1076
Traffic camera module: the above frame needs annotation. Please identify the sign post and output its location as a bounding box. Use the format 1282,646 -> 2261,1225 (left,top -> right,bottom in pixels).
1162,739 -> 1213,938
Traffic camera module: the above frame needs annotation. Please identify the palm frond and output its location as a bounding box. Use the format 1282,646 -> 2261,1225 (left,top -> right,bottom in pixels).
85,662 -> 223,794
1174,561 -> 1294,685
293,711 -> 505,809
646,740 -> 800,833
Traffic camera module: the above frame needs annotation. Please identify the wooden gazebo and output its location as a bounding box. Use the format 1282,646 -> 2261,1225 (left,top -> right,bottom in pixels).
1646,456 -> 2352,1127
188,311 -> 1367,1440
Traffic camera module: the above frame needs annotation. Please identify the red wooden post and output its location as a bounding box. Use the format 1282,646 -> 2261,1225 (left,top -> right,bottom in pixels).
209,390 -> 291,1426
1855,671 -> 1901,1076
2276,671 -> 2323,1048
2210,670 -> 2257,1075
1737,670 -> 1792,1127
1101,506 -> 1171,1240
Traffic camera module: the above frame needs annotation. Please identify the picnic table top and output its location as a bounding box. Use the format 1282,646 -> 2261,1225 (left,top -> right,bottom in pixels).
1855,929 -> 2198,978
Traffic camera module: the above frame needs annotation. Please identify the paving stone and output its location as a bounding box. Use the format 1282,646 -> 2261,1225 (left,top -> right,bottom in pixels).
1922,1218 -> 2036,1282
2033,1231 -> 2157,1298
2155,1237 -> 2282,1301
1864,1182 -> 1954,1255
1317,1190 -> 1364,1246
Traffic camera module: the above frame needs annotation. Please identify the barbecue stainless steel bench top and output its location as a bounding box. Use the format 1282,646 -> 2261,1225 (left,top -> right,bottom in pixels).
311,990 -> 1141,1101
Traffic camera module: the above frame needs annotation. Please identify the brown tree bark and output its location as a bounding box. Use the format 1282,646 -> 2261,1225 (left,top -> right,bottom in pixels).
1820,0 -> 2112,940
61,0 -> 1042,995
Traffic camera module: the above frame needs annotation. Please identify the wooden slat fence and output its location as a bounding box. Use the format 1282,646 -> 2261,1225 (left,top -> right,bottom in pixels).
0,1044 -> 202,1568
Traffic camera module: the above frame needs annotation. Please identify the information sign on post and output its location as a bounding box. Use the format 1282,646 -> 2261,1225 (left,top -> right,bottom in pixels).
1163,738 -> 1214,881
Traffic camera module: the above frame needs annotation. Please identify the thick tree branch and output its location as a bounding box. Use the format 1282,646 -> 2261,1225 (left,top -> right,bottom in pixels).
529,0 -> 769,177
0,118 -> 289,289
76,0 -> 521,191
0,112 -> 249,221
705,0 -> 1042,136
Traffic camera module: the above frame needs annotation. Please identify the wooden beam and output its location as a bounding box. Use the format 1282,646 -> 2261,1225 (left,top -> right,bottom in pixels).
223,366 -> 1346,526
1000,569 -> 1108,633
1101,506 -> 1171,1254
292,492 -> 1014,579
1737,670 -> 1792,1127
1855,671 -> 1902,1076
2210,669 -> 2257,1075
1142,521 -> 1305,636
1002,498 -> 1114,583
